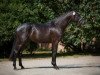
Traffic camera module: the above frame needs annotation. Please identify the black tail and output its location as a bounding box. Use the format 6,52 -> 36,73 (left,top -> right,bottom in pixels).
9,49 -> 14,61
9,36 -> 16,61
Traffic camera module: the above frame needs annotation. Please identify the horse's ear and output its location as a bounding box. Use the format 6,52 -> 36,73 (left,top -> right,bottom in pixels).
73,11 -> 76,15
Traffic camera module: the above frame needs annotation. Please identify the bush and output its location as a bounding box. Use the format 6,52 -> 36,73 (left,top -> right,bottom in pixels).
0,0 -> 100,57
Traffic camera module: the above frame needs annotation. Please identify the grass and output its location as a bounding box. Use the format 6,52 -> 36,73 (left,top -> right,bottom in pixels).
0,50 -> 100,59
22,51 -> 98,59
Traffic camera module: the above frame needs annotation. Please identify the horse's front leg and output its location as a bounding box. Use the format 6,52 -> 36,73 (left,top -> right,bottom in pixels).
51,41 -> 59,69
18,52 -> 24,69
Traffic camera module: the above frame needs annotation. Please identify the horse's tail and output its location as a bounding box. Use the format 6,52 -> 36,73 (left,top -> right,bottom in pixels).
9,34 -> 16,61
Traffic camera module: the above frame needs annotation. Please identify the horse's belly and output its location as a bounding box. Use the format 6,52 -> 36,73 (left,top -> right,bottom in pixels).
31,37 -> 51,43
30,33 -> 51,43
38,37 -> 51,42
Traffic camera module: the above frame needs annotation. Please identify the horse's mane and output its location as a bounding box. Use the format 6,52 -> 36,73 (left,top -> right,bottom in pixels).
43,11 -> 72,26
54,11 -> 73,22
34,11 -> 74,27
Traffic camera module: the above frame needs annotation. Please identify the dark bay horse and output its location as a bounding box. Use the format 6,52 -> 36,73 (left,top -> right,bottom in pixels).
9,11 -> 84,70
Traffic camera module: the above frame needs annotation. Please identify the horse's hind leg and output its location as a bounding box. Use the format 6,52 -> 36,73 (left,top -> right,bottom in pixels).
17,35 -> 29,69
18,42 -> 28,69
12,39 -> 20,70
12,36 -> 28,69
18,52 -> 24,69
12,44 -> 21,70
12,24 -> 31,69
13,50 -> 17,69
13,41 -> 27,69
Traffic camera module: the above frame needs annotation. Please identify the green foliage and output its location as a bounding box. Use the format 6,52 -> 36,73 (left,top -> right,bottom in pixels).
0,0 -> 100,55
62,0 -> 100,48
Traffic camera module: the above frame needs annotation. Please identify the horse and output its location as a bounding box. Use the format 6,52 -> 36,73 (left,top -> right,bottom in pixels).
9,11 -> 84,70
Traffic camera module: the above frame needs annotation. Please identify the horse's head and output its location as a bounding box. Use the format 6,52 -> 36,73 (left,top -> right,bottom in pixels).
70,11 -> 84,26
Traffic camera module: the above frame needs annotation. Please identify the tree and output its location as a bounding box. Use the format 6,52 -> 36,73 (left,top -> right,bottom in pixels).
0,0 -> 100,57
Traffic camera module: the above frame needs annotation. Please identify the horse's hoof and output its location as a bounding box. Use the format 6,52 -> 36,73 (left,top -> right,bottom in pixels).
54,66 -> 59,70
21,66 -> 25,69
51,62 -> 59,70
14,67 -> 17,70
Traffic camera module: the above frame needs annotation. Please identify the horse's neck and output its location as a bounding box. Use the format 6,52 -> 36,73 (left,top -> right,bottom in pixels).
55,15 -> 71,32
